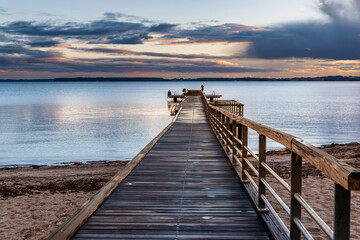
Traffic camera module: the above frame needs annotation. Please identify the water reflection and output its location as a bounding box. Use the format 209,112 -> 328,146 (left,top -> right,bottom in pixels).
0,81 -> 359,165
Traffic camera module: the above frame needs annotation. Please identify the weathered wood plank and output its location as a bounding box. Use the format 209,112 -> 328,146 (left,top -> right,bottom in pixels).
47,104 -> 184,240
67,96 -> 271,240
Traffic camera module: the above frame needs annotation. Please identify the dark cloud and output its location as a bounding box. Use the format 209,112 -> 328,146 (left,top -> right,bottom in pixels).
0,16 -> 169,45
165,24 -> 263,43
0,33 -> 8,41
244,0 -> 360,60
1,20 -> 146,38
149,23 -> 177,33
103,33 -> 151,44
0,44 -> 60,58
244,22 -> 360,60
28,40 -> 60,47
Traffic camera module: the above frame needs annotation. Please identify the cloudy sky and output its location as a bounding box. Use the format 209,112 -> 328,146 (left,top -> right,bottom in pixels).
0,0 -> 359,79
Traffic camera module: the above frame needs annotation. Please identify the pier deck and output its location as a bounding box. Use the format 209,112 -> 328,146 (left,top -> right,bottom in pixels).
71,96 -> 271,239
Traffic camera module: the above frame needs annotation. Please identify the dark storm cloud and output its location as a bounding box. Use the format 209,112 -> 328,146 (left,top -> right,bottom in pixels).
0,33 -> 8,41
102,33 -> 151,44
28,40 -> 60,47
149,23 -> 177,33
244,0 -> 360,60
0,44 -> 61,58
160,0 -> 360,60
165,24 -> 263,43
244,21 -> 360,60
0,20 -> 146,38
0,13 -> 175,46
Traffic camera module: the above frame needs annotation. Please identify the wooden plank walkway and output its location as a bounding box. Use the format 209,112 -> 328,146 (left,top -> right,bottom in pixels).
71,96 -> 271,240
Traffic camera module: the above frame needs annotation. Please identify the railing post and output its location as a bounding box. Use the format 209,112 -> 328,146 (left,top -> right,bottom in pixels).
231,120 -> 238,165
237,123 -> 242,162
258,134 -> 266,211
241,125 -> 248,181
226,116 -> 230,153
334,183 -> 350,240
290,152 -> 302,240
220,114 -> 224,142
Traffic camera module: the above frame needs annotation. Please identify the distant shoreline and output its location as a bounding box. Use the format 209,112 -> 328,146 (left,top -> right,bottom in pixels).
0,76 -> 359,82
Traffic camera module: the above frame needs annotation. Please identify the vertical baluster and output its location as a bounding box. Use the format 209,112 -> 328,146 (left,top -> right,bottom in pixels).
219,112 -> 223,140
226,116 -> 230,153
241,125 -> 248,181
334,184 -> 350,240
290,152 -> 302,240
222,114 -> 226,145
216,110 -> 219,135
236,123 -> 243,165
217,110 -> 220,137
258,134 -> 266,211
232,120 -> 237,165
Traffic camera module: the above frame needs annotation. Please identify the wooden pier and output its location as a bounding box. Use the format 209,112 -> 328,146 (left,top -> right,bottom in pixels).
49,89 -> 360,240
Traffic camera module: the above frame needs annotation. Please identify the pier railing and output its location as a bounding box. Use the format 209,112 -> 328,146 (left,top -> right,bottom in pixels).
210,100 -> 244,116
197,90 -> 360,240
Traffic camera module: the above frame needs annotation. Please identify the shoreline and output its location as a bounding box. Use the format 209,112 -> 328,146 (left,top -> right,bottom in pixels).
0,141 -> 355,169
0,159 -> 131,169
0,142 -> 359,239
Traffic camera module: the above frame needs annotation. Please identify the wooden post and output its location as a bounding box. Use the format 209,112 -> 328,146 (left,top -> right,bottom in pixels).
232,120 -> 237,165
217,110 -> 220,137
221,114 -> 226,144
241,125 -> 248,181
334,183 -> 350,240
226,116 -> 230,153
258,134 -> 266,211
290,152 -> 302,240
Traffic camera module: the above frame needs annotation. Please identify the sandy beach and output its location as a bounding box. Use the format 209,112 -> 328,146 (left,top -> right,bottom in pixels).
0,161 -> 128,240
0,143 -> 359,240
265,142 -> 360,239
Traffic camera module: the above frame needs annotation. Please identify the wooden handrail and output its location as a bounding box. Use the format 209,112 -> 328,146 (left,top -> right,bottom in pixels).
199,89 -> 358,240
203,95 -> 360,191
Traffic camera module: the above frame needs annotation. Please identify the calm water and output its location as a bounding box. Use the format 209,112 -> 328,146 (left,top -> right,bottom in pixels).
0,81 -> 359,166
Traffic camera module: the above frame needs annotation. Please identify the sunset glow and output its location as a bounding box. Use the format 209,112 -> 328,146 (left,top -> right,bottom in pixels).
0,0 -> 359,79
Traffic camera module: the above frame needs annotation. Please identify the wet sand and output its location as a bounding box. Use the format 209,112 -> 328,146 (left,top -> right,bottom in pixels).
0,143 -> 359,239
0,161 -> 128,240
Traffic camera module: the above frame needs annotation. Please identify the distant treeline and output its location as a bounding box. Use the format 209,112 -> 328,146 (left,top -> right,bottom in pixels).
0,76 -> 359,82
